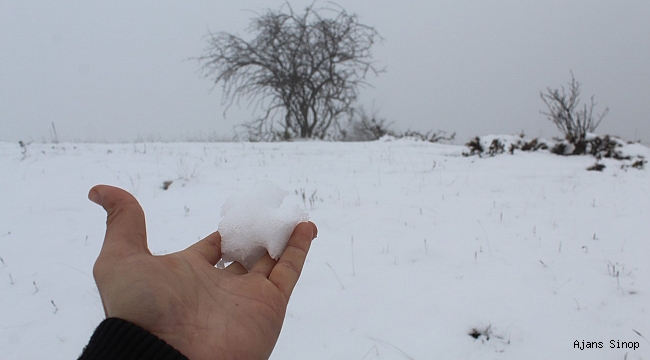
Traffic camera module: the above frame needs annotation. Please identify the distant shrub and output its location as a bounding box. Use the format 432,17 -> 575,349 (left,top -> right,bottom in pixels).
401,129 -> 456,143
463,136 -> 484,157
464,135 -> 548,157
464,133 -> 646,172
487,139 -> 505,156
540,72 -> 609,154
520,138 -> 548,152
622,158 -> 647,171
550,142 -> 569,155
632,159 -> 647,169
551,134 -> 630,160
342,108 -> 455,143
342,107 -> 394,141
587,162 -> 606,171
463,137 -> 508,157
587,135 -> 629,160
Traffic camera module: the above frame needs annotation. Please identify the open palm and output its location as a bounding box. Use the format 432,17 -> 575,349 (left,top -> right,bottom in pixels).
89,185 -> 317,360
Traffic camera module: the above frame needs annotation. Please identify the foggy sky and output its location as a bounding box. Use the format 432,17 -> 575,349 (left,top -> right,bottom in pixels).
2,1 -> 649,144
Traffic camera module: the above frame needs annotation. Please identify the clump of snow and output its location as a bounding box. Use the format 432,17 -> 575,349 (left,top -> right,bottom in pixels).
617,141 -> 650,159
218,181 -> 309,269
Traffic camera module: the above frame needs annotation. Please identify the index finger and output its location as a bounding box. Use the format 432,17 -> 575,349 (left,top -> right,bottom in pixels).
268,221 -> 317,299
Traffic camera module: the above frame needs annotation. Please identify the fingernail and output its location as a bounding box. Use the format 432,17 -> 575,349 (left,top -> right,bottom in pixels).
88,189 -> 102,205
311,223 -> 318,240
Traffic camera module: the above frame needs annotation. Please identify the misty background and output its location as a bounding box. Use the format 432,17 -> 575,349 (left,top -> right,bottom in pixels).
2,1 -> 649,144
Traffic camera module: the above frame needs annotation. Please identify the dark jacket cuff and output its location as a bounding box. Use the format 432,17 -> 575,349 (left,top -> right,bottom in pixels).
79,318 -> 188,360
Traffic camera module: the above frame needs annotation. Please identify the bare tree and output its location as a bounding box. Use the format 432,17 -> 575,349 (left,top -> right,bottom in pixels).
197,3 -> 381,140
540,73 -> 609,153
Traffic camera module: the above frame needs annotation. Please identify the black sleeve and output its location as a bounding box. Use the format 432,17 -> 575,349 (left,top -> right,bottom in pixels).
78,318 -> 188,360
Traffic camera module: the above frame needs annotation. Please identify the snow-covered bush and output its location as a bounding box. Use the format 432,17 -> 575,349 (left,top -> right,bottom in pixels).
518,138 -> 548,152
464,133 -> 647,171
551,134 -> 630,160
463,134 -> 548,157
464,136 -> 484,156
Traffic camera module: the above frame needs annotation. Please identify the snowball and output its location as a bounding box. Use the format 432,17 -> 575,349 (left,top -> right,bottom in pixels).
218,181 -> 309,270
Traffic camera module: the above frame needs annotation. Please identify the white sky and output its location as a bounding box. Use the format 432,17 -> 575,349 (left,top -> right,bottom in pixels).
2,1 -> 649,144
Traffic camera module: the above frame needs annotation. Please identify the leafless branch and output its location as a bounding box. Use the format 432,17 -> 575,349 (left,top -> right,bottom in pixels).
540,72 -> 608,150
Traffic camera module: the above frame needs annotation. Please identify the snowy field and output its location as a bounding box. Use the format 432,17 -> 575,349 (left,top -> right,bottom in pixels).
1,139 -> 649,359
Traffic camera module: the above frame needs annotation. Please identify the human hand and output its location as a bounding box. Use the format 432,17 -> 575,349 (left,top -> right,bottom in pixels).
88,185 -> 317,360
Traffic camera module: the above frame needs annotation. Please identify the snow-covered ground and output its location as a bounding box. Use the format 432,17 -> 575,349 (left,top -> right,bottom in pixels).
1,139 -> 649,359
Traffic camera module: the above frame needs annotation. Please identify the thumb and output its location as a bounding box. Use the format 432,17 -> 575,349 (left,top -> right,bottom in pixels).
89,185 -> 150,260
